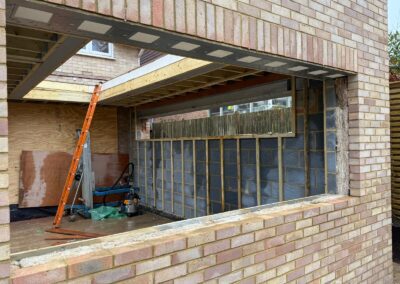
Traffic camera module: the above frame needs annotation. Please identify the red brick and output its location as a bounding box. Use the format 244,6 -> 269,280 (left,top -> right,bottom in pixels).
204,239 -> 230,255
126,0 -> 139,22
140,0 -> 152,25
135,255 -> 170,275
154,263 -> 187,283
164,0 -> 175,30
265,255 -> 285,269
98,0 -> 111,15
0,262 -> 9,278
152,0 -> 164,28
254,248 -> 276,263
92,265 -> 135,284
204,262 -> 231,280
276,222 -> 296,235
112,245 -> 152,266
172,247 -> 202,264
82,0 -> 96,12
153,237 -> 186,256
265,235 -> 285,249
216,247 -> 242,264
231,233 -> 254,248
275,242 -> 295,256
175,0 -> 186,33
112,0 -> 126,18
174,271 -> 204,284
66,252 -> 112,279
12,261 -> 66,284
216,225 -> 241,240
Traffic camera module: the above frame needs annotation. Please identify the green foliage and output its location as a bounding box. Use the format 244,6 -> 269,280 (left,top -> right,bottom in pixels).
389,31 -> 400,74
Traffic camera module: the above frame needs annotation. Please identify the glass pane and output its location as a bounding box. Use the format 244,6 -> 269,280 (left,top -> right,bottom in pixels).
91,40 -> 109,53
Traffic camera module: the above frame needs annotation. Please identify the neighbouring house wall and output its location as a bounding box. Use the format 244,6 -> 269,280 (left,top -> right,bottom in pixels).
46,44 -> 140,86
10,196 -> 392,283
7,102 -> 118,205
0,0 -> 8,281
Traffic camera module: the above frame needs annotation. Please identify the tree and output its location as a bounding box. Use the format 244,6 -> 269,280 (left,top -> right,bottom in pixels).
389,31 -> 400,80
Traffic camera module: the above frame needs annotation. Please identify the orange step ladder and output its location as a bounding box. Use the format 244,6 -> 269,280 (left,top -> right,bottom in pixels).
53,84 -> 102,228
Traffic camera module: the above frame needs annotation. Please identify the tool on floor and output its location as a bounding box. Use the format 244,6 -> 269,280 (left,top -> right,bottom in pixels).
53,84 -> 102,228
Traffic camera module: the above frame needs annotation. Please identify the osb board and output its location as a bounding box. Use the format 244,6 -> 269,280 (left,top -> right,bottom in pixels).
8,102 -> 119,204
19,150 -> 129,208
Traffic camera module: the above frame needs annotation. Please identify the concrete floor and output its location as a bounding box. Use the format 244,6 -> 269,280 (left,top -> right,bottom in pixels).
10,212 -> 173,253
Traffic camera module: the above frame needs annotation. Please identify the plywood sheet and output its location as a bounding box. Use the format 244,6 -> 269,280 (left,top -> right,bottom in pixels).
8,102 -> 118,204
19,150 -> 129,208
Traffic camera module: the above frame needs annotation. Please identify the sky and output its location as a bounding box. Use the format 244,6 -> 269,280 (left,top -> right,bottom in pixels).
389,0 -> 400,31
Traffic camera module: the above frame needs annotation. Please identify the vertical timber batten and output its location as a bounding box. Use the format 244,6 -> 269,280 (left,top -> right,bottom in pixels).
323,80 -> 328,194
144,141 -> 148,205
193,140 -> 197,217
220,139 -> 225,212
161,141 -> 164,210
256,137 -> 261,205
278,137 -> 283,201
152,141 -> 156,207
304,79 -> 310,197
206,139 -> 210,215
237,138 -> 241,209
181,140 -> 185,217
170,140 -> 174,214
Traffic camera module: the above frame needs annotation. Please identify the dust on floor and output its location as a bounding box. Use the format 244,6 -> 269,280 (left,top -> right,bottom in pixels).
10,212 -> 173,253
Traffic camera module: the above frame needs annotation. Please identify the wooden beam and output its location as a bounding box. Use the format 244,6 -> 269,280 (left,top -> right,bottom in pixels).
132,70 -> 262,106
100,58 -> 223,102
6,26 -> 58,43
138,75 -> 290,118
23,81 -> 93,102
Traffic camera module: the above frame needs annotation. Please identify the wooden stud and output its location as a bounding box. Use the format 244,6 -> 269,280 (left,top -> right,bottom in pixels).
181,140 -> 185,217
323,80 -> 328,194
278,137 -> 283,201
206,139 -> 210,215
170,140 -> 174,214
153,141 -> 156,207
220,139 -> 225,212
256,137 -> 261,206
193,140 -> 197,217
303,79 -> 310,197
144,141 -> 148,205
237,139 -> 242,209
161,141 -> 164,210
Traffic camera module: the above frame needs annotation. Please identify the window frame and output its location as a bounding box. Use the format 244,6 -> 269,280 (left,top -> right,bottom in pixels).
78,40 -> 114,59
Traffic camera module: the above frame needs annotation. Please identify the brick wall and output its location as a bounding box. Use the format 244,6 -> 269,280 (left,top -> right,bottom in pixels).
12,0 -> 392,282
0,0 -> 8,281
10,196 -> 392,283
46,44 -> 140,85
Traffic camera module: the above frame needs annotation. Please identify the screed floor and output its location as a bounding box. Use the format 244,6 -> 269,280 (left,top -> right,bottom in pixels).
10,212 -> 173,253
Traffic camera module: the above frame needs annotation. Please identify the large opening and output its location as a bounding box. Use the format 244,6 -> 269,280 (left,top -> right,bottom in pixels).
6,0 -> 347,261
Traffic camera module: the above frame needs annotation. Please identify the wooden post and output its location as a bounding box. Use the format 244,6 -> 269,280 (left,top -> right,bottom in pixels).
181,140 -> 185,217
220,139 -> 225,212
144,141 -> 148,205
82,132 -> 94,209
303,79 -> 310,197
237,138 -> 241,209
170,140 -> 174,214
152,141 -> 156,207
278,137 -> 283,201
193,140 -> 197,217
161,141 -> 164,210
256,137 -> 261,205
323,80 -> 328,194
206,139 -> 210,215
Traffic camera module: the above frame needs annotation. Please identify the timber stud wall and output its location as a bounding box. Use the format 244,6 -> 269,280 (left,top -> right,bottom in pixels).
8,0 -> 392,283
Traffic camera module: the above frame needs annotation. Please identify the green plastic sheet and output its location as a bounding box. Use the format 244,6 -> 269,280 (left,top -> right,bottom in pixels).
89,206 -> 126,220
